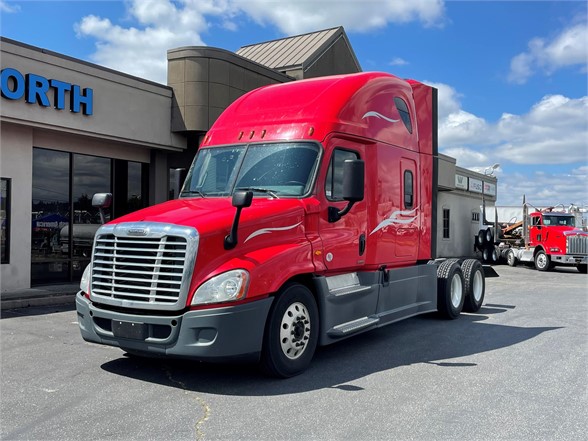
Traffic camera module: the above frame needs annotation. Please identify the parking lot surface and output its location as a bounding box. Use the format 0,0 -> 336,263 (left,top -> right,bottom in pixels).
1,265 -> 587,440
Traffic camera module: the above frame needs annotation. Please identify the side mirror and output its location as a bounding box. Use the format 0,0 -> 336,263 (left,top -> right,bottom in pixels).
92,193 -> 112,224
92,193 -> 112,209
232,190 -> 253,208
329,160 -> 364,222
224,190 -> 254,250
342,159 -> 365,202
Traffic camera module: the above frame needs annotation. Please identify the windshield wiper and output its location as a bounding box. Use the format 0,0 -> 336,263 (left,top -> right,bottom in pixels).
236,187 -> 279,198
180,190 -> 205,198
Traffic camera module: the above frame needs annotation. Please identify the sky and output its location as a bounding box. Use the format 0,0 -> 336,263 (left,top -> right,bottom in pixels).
1,0 -> 587,208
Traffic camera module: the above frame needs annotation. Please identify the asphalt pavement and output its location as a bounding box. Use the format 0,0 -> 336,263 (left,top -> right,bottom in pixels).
1,265 -> 587,440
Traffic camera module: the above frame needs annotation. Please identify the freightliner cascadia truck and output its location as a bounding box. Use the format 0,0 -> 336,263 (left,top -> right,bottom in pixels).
76,72 -> 486,377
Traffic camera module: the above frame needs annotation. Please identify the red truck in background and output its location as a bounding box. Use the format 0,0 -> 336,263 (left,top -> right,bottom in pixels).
76,72 -> 486,377
500,202 -> 588,273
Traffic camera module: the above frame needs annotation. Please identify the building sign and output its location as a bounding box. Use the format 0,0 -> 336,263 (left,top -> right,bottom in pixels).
484,181 -> 496,196
0,68 -> 93,115
469,178 -> 483,193
455,174 -> 468,190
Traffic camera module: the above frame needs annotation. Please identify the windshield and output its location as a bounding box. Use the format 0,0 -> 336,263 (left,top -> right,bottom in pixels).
542,215 -> 575,227
180,142 -> 321,198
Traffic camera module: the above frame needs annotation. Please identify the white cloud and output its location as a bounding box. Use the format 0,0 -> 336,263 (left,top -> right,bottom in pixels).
76,0 -> 227,83
428,79 -> 587,205
389,57 -> 409,66
441,147 -> 489,169
494,95 -> 588,164
0,0 -> 20,13
508,22 -> 588,84
75,0 -> 446,83
498,171 -> 588,207
233,0 -> 446,34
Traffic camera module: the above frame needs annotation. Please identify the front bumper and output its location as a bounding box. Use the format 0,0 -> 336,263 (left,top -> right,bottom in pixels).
551,254 -> 588,265
76,292 -> 273,362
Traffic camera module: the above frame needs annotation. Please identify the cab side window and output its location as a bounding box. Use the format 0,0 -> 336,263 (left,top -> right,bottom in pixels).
404,170 -> 413,209
325,149 -> 359,201
394,97 -> 412,134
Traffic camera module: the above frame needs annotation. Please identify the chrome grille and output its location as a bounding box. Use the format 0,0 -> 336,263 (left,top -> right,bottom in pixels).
567,234 -> 588,255
90,222 -> 199,310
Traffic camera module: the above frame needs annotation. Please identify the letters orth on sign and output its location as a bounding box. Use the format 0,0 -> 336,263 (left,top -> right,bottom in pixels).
1,67 -> 93,115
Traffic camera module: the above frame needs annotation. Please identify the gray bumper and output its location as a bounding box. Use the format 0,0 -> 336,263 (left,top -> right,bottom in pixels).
551,254 -> 588,265
76,292 -> 273,362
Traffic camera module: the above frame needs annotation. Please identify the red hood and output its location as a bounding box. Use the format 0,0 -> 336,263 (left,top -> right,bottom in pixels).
110,197 -> 306,236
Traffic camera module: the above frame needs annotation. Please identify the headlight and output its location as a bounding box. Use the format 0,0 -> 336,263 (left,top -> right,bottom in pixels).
80,264 -> 91,294
191,269 -> 249,305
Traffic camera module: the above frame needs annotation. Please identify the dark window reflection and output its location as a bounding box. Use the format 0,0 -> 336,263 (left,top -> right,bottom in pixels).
71,154 -> 111,262
31,149 -> 71,283
30,149 -> 147,284
127,161 -> 143,212
1,178 -> 10,264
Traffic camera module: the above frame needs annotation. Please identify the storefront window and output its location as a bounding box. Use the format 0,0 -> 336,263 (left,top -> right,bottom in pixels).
71,154 -> 111,278
31,149 -> 71,284
127,161 -> 143,211
31,148 -> 147,285
1,178 -> 10,264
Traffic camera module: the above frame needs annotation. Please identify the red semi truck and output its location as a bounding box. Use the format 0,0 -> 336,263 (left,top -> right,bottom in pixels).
501,204 -> 588,273
76,72 -> 486,377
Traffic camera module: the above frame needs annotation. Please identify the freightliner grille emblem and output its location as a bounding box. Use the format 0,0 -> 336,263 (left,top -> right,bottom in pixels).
127,228 -> 148,236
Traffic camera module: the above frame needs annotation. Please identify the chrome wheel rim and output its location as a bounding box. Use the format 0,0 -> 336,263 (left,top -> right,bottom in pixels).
450,275 -> 463,309
508,251 -> 515,265
472,270 -> 483,302
537,253 -> 547,269
279,302 -> 311,360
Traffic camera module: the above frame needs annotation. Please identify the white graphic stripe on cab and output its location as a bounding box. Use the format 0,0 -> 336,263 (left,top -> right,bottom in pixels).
244,222 -> 303,243
370,208 -> 418,235
361,111 -> 400,123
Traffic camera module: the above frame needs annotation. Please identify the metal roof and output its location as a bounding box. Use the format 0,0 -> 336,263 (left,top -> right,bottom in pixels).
236,26 -> 359,71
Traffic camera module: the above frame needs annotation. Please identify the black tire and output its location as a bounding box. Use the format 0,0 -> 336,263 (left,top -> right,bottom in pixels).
490,246 -> 499,263
461,259 -> 485,313
477,230 -> 487,247
260,283 -> 319,378
436,261 -> 465,320
506,249 -> 518,267
482,247 -> 490,262
534,250 -> 552,272
485,227 -> 493,244
578,264 -> 587,274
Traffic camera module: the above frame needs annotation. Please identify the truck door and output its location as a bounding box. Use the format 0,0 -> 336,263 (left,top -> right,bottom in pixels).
394,158 -> 419,259
318,141 -> 367,271
530,214 -> 543,244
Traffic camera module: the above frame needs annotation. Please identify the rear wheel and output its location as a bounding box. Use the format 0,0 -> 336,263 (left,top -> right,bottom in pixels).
260,283 -> 318,378
462,259 -> 485,313
477,230 -> 487,247
534,250 -> 552,272
437,261 -> 465,319
485,227 -> 493,244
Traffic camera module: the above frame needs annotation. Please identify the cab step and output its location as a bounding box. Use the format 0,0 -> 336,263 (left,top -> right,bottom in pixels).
327,316 -> 380,338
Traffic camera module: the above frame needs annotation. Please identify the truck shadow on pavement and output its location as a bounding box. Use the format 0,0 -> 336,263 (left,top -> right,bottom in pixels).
101,305 -> 561,395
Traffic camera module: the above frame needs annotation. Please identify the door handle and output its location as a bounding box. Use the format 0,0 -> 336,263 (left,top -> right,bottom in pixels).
359,233 -> 366,256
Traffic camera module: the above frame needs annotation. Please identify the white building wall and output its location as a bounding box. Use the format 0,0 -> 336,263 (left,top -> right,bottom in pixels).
437,191 -> 484,258
1,124 -> 33,291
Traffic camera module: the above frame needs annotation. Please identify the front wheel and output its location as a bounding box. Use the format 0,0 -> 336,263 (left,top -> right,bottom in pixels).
534,250 -> 552,272
437,261 -> 465,319
578,264 -> 587,274
260,283 -> 319,378
507,249 -> 518,267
